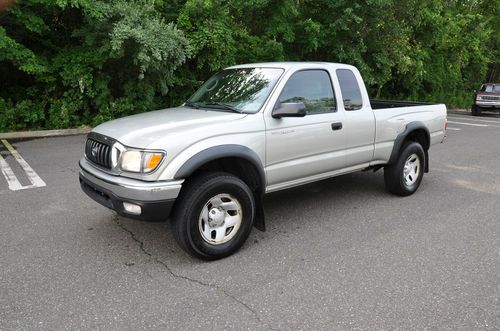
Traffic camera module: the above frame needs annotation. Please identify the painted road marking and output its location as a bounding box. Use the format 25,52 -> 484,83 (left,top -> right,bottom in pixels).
448,115 -> 500,124
0,152 -> 23,191
0,139 -> 46,191
446,127 -> 461,131
447,121 -> 489,127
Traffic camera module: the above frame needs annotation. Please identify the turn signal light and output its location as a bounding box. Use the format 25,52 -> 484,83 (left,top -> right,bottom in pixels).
144,153 -> 163,172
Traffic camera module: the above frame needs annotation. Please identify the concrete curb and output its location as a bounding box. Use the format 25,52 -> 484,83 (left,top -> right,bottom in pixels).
0,127 -> 91,140
447,109 -> 472,115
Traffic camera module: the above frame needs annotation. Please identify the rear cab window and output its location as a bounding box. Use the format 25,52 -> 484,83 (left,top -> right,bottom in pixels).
336,69 -> 363,111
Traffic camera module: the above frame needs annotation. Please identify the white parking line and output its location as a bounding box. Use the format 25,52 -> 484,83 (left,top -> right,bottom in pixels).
448,115 -> 500,124
0,139 -> 46,191
447,121 -> 489,127
0,152 -> 23,191
446,127 -> 462,131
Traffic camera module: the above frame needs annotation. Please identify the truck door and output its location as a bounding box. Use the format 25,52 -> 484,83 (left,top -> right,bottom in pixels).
336,68 -> 376,167
265,69 -> 348,189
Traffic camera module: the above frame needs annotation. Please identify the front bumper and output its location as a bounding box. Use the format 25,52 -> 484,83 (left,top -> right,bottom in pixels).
79,160 -> 183,221
476,100 -> 500,108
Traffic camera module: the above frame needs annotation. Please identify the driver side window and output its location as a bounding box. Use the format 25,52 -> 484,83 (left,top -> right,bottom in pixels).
277,70 -> 336,114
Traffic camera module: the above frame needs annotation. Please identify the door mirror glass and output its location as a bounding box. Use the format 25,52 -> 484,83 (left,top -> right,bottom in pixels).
272,102 -> 307,118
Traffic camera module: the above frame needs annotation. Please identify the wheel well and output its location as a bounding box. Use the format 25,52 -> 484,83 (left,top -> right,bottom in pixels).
403,129 -> 430,172
189,157 -> 264,196
406,129 -> 429,151
388,126 -> 431,172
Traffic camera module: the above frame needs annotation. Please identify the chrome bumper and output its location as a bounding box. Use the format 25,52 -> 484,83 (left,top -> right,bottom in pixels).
79,159 -> 183,202
476,100 -> 500,108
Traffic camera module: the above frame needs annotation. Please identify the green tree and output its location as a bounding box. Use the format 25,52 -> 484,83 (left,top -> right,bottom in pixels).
0,0 -> 497,132
0,0 -> 189,131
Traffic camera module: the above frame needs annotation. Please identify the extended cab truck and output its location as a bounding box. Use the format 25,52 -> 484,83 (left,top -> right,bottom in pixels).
79,62 -> 447,260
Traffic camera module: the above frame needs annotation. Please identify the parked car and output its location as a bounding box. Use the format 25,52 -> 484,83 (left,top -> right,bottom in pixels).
79,62 -> 447,260
472,83 -> 500,116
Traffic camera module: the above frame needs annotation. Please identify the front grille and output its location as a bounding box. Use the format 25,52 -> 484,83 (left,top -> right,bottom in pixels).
85,138 -> 112,169
481,96 -> 500,101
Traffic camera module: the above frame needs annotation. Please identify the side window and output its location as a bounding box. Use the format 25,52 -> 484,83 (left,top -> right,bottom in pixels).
336,69 -> 363,111
277,70 -> 336,114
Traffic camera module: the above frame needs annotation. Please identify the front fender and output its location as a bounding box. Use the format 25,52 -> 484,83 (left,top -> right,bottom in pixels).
174,144 -> 265,190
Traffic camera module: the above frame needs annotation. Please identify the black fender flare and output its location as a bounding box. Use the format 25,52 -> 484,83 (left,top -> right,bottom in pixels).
174,144 -> 267,231
388,121 -> 430,172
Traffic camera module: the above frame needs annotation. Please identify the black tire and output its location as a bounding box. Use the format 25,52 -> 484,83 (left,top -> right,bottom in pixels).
471,105 -> 482,116
172,172 -> 255,260
384,142 -> 425,196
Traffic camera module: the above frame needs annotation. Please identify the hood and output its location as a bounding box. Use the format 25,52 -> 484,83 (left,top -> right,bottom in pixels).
93,107 -> 247,148
477,92 -> 500,96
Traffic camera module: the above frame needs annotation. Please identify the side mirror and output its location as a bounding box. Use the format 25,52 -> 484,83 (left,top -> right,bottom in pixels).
272,102 -> 307,119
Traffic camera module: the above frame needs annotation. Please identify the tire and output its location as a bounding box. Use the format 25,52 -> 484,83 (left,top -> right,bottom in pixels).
384,142 -> 425,196
172,172 -> 255,260
471,105 -> 482,116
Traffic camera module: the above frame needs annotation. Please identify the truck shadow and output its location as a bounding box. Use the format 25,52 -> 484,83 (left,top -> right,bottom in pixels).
263,171 -> 386,226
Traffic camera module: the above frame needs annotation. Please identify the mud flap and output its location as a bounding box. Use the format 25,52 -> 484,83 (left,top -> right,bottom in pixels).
424,149 -> 429,173
253,198 -> 266,232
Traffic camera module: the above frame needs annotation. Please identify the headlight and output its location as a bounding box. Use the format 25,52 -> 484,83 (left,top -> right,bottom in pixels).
121,151 -> 142,172
120,150 -> 164,173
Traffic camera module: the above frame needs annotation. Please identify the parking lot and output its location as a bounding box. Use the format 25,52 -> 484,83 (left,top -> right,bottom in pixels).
1,111 -> 499,329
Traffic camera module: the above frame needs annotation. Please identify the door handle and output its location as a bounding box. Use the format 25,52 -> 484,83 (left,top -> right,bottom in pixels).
331,122 -> 343,131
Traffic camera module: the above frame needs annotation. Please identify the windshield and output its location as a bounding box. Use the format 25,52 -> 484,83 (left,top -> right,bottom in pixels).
480,84 -> 500,93
187,68 -> 284,113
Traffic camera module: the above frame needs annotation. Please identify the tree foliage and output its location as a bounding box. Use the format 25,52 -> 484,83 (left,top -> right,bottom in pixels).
0,0 -> 498,131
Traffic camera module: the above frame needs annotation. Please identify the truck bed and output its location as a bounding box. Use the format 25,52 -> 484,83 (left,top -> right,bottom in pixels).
370,99 -> 433,110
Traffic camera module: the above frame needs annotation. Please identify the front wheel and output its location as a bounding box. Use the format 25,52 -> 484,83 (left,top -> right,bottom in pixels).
172,172 -> 255,260
384,142 -> 425,196
471,105 -> 482,116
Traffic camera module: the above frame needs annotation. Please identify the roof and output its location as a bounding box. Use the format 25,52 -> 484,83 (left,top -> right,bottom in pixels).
227,62 -> 354,71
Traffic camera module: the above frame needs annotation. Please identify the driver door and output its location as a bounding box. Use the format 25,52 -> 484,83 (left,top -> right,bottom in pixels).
265,69 -> 348,190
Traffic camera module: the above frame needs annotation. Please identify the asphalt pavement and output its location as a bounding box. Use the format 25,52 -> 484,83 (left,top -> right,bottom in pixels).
1,111 -> 499,329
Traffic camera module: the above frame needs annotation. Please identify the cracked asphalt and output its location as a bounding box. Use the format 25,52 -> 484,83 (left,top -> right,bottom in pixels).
1,111 -> 499,329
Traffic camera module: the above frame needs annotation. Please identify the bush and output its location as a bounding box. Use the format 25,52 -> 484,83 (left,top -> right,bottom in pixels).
0,0 -> 498,132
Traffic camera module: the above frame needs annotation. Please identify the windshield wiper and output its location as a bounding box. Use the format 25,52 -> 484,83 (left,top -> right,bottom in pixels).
204,102 -> 244,114
184,101 -> 201,109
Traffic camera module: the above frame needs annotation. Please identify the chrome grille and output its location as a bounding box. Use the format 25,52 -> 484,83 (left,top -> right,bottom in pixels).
481,96 -> 500,101
85,138 -> 112,169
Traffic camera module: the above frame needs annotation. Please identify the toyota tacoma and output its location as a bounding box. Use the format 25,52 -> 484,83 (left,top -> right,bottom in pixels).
79,62 -> 447,260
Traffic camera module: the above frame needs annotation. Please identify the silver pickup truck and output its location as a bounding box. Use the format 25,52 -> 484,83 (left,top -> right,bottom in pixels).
79,62 -> 447,259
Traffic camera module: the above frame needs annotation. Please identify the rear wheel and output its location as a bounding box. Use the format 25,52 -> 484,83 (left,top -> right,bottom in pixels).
384,142 -> 425,196
172,172 -> 255,260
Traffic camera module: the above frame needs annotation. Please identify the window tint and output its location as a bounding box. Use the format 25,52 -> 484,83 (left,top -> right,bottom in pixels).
278,70 -> 336,114
336,69 -> 363,111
